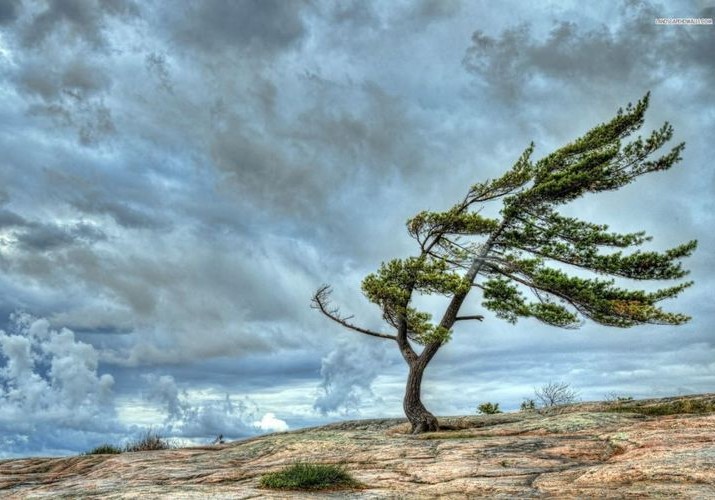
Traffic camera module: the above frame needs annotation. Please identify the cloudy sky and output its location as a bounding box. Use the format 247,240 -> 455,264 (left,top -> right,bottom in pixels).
0,0 -> 713,458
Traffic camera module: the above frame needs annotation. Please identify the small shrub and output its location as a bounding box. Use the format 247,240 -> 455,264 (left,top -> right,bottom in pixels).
520,399 -> 536,411
534,381 -> 579,407
259,463 -> 360,490
124,429 -> 173,452
84,444 -> 122,455
477,402 -> 501,415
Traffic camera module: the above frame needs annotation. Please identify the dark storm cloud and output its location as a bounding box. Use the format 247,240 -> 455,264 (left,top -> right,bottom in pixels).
463,1 -> 715,99
0,208 -> 26,228
0,200 -> 106,252
27,99 -> 115,146
408,0 -> 462,23
16,57 -> 111,100
209,80 -> 433,218
2,1 -> 131,147
18,0 -> 138,49
9,52 -> 115,145
0,0 -> 21,24
327,0 -> 379,28
290,82 -> 428,175
20,66 -> 116,146
37,162 -> 172,231
1,223 -> 327,366
163,0 -> 309,55
14,221 -> 106,251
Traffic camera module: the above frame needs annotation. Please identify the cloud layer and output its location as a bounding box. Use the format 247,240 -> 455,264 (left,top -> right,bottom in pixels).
0,0 -> 713,456
0,314 -> 117,455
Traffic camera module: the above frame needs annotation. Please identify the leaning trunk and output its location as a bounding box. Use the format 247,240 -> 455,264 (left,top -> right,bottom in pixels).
404,361 -> 439,433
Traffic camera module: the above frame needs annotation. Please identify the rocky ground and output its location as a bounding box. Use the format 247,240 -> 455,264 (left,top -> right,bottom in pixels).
2,394 -> 715,498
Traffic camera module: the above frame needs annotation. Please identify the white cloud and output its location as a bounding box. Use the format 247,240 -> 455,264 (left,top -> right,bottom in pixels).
142,374 -> 289,439
253,412 -> 289,432
0,313 -> 120,457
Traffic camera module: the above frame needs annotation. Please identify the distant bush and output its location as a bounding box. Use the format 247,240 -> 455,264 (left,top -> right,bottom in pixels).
124,429 -> 173,452
534,381 -> 579,407
520,399 -> 536,411
84,444 -> 123,455
259,463 -> 360,490
477,402 -> 502,415
605,392 -> 634,402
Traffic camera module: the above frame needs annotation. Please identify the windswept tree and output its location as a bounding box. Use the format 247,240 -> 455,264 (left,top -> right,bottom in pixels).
312,93 -> 696,433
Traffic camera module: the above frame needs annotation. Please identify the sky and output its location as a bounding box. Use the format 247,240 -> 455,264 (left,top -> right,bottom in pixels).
0,0 -> 713,458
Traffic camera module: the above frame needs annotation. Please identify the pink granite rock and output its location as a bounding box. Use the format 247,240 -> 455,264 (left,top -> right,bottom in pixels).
1,394 -> 714,498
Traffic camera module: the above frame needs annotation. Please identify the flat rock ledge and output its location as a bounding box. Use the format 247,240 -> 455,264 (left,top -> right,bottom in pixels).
2,394 -> 715,498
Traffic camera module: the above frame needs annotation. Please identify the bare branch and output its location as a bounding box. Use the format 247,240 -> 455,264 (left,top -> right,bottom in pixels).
534,381 -> 579,408
311,285 -> 397,341
455,315 -> 484,321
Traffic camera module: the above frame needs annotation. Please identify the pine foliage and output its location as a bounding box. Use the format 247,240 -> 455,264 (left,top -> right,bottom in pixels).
358,93 -> 695,342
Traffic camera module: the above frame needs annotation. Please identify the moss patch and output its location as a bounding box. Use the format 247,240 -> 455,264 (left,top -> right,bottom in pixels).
606,399 -> 715,416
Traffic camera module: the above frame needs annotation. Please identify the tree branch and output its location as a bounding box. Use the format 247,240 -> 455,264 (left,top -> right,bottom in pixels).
455,315 -> 484,321
311,285 -> 397,341
486,264 -> 587,324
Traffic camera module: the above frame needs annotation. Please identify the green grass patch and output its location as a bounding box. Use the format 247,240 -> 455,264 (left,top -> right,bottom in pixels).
83,429 -> 174,455
607,399 -> 715,416
259,463 -> 361,491
84,444 -> 123,455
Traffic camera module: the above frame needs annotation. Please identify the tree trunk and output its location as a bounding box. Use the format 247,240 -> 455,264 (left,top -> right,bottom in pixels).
403,361 -> 439,433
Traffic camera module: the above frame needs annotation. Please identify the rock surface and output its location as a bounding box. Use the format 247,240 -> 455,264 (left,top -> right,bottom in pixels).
2,394 -> 715,498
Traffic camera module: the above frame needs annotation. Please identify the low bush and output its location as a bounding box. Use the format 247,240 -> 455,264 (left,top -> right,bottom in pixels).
477,402 -> 501,415
259,463 -> 360,490
84,444 -> 123,455
520,399 -> 536,411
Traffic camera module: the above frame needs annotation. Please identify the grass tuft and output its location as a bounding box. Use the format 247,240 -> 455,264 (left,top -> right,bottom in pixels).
124,429 -> 173,452
259,462 -> 361,490
84,444 -> 123,455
